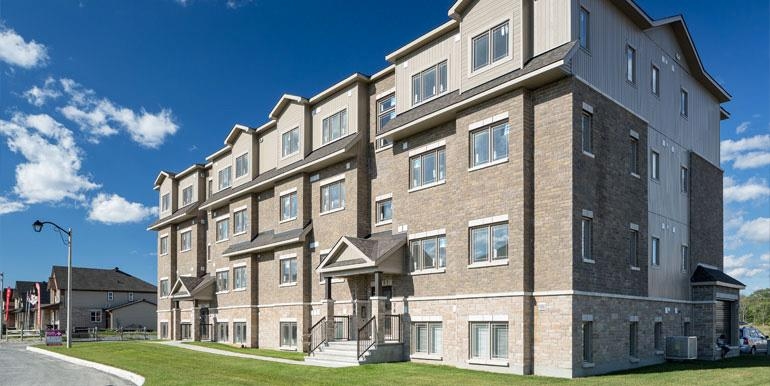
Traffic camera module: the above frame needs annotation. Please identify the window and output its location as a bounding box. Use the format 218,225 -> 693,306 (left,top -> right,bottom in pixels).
629,137 -> 639,174
581,217 -> 593,261
280,257 -> 298,285
128,292 -> 134,301
412,61 -> 447,105
207,244 -> 211,262
159,236 -> 168,255
412,322 -> 442,355
216,270 -> 229,292
651,65 -> 660,96
282,127 -> 300,157
216,218 -> 229,242
409,235 -> 446,272
472,21 -> 510,72
280,191 -> 298,221
217,322 -> 229,342
235,153 -> 249,178
322,109 -> 348,144
654,322 -> 663,351
471,122 -> 509,168
234,266 -> 247,290
680,166 -> 689,193
181,230 -> 192,251
629,229 -> 639,268
181,323 -> 192,340
629,321 -> 639,358
107,291 -> 114,301
376,137 -> 393,150
90,310 -> 102,323
376,198 -> 393,223
626,45 -> 636,84
234,322 -> 247,344
681,245 -> 689,273
161,193 -> 170,212
218,166 -> 232,190
160,322 -> 169,339
651,237 -> 660,266
207,180 -> 213,198
581,111 -> 592,154
233,209 -> 247,234
651,150 -> 660,180
470,223 -> 508,264
321,180 -> 345,213
160,279 -> 169,297
680,88 -> 688,117
280,322 -> 297,348
579,8 -> 590,50
377,94 -> 396,130
470,322 -> 508,360
582,321 -> 593,363
182,185 -> 193,206
410,148 -> 446,189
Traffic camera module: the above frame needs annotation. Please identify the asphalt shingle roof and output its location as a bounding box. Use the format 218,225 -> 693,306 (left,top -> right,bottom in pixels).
222,222 -> 311,256
51,266 -> 157,293
691,265 -> 745,287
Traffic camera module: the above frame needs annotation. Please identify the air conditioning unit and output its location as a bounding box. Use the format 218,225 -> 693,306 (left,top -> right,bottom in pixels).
665,336 -> 697,360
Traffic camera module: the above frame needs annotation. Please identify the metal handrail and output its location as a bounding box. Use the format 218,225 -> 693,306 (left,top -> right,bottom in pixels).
357,316 -> 376,360
333,316 -> 350,340
309,317 -> 327,354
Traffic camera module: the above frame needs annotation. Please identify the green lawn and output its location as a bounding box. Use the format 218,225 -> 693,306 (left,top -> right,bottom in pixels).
41,341 -> 770,386
184,341 -> 304,361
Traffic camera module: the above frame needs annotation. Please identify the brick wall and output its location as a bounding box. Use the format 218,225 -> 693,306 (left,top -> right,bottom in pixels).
689,152 -> 723,270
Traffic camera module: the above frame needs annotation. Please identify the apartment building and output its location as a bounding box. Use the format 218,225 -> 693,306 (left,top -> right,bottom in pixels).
148,0 -> 741,377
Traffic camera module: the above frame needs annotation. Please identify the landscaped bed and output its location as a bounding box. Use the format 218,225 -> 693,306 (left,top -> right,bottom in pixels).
40,341 -> 770,385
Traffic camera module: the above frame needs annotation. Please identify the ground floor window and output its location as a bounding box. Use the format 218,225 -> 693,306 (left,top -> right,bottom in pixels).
90,310 -> 102,323
160,322 -> 168,339
629,321 -> 639,358
654,322 -> 663,351
181,323 -> 192,340
582,321 -> 593,363
217,322 -> 229,342
470,322 -> 508,360
411,322 -> 442,355
280,322 -> 297,348
234,322 -> 247,344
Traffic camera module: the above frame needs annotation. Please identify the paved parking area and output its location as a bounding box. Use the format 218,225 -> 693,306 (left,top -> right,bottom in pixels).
0,341 -> 132,386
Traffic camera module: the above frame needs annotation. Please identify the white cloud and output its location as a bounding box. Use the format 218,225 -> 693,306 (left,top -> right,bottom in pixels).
761,253 -> 770,262
735,121 -> 750,134
0,197 -> 26,215
727,267 -> 764,280
724,254 -> 753,270
0,113 -> 100,204
738,217 -> 770,243
0,26 -> 48,68
733,151 -> 770,169
723,176 -> 770,202
721,134 -> 770,169
23,77 -> 61,106
87,193 -> 156,224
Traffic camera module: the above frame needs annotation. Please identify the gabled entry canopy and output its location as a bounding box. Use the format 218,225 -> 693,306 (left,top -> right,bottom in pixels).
318,232 -> 407,278
170,275 -> 215,301
691,264 -> 745,289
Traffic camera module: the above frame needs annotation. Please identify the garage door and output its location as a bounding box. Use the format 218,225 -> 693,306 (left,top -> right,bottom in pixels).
715,301 -> 732,343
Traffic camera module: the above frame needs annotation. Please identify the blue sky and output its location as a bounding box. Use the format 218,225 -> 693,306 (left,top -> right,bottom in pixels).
0,0 -> 768,294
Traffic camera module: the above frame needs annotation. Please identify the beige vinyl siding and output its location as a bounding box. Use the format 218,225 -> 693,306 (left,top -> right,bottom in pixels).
394,29 -> 460,115
176,173 -> 198,207
232,131 -> 256,188
459,0 -> 523,91
212,151 -> 233,192
311,84 -> 359,150
647,212 -> 689,300
259,128 -> 278,174
532,0 -> 572,56
571,0 -> 720,165
276,102 -> 309,169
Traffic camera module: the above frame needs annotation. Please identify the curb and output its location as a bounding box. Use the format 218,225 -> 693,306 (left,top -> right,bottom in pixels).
26,346 -> 145,385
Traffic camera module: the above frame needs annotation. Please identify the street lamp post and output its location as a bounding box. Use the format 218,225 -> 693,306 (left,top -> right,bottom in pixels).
33,220 -> 72,349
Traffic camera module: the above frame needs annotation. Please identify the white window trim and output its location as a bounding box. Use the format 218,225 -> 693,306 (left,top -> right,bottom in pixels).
407,179 -> 446,193
319,206 -> 345,216
629,223 -> 639,231
213,213 -> 230,221
279,253 -> 297,260
233,262 -> 247,268
468,314 -> 508,322
468,112 -> 509,131
279,187 -> 298,196
178,226 -> 192,234
216,267 -> 230,273
375,192 -> 393,201
280,126 -> 301,160
320,107 -> 350,146
408,139 -> 446,158
231,205 -> 248,213
410,61 -> 450,108
375,219 -> 393,227
376,88 -> 396,100
408,228 -> 446,240
410,267 -> 446,276
468,157 -> 508,172
467,18 -> 513,77
375,142 -> 394,153
234,151 -> 250,180
468,215 -> 508,228
317,173 -> 346,187
279,216 -> 298,224
468,259 -> 509,269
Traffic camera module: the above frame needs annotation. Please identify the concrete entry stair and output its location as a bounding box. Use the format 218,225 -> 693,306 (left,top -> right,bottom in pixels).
304,341 -> 404,367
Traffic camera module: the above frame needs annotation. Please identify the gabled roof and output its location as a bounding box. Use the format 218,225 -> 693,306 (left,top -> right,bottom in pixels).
50,266 -> 157,293
222,222 -> 313,257
153,171 -> 175,190
268,94 -> 308,120
224,124 -> 253,146
105,298 -> 157,312
318,232 -> 406,275
308,73 -> 369,104
170,275 -> 214,299
205,145 -> 231,162
146,201 -> 200,231
12,281 -> 49,304
385,20 -> 459,63
691,264 -> 745,289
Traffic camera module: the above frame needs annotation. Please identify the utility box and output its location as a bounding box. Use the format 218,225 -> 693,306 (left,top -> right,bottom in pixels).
665,336 -> 698,360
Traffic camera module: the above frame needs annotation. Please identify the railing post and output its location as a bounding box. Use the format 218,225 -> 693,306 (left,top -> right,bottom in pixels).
322,298 -> 335,343
371,296 -> 386,344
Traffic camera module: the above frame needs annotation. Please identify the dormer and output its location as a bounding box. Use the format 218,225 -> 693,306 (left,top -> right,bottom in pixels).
269,94 -> 311,169
225,124 -> 259,188
175,164 -> 205,209
206,145 -> 233,196
308,74 -> 369,151
154,171 -> 177,219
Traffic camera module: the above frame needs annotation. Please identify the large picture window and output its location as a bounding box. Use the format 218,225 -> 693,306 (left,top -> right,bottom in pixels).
412,61 -> 447,105
472,21 -> 509,71
282,127 -> 300,157
470,322 -> 508,360
322,109 -> 348,144
471,122 -> 508,168
470,223 -> 508,264
409,235 -> 446,272
410,148 -> 446,189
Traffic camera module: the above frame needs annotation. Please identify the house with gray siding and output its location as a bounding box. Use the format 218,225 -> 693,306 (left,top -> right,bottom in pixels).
148,0 -> 741,377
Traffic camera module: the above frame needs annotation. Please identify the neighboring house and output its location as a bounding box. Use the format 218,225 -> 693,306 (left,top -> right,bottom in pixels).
9,281 -> 49,330
47,266 -> 157,330
148,0 -> 741,378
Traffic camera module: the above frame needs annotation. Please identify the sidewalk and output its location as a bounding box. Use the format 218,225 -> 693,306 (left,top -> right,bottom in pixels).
158,341 -> 319,366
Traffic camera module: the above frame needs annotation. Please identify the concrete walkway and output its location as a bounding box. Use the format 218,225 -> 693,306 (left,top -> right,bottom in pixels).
158,341 -> 322,366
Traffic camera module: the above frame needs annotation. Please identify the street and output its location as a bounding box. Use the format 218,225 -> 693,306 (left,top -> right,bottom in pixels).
0,342 -> 132,386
